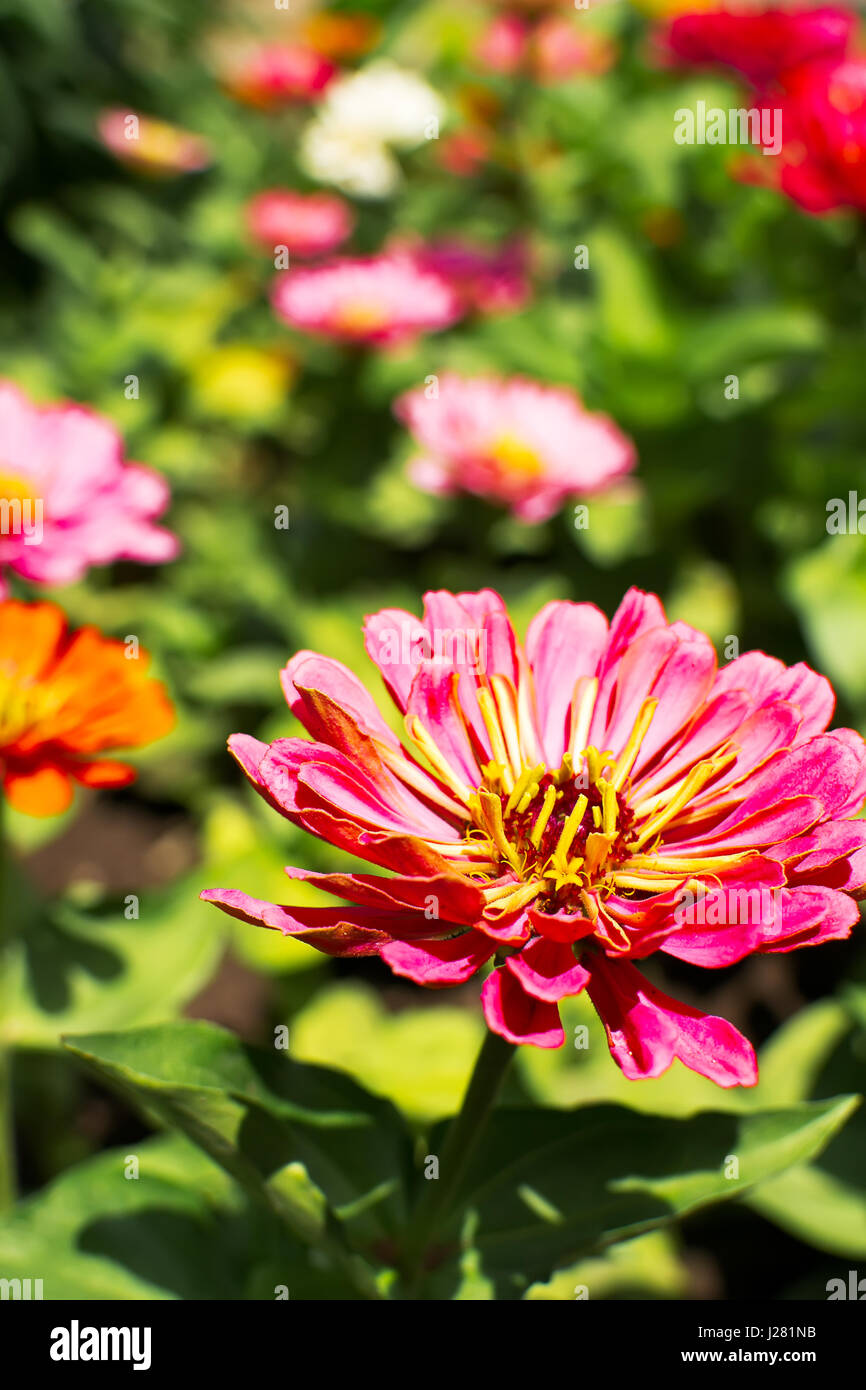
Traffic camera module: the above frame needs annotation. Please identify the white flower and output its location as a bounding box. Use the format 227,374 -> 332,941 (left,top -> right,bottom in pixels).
300,120 -> 401,198
298,60 -> 445,199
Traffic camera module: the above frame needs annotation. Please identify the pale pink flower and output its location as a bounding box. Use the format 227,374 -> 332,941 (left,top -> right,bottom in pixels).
476,15 -> 531,73
272,254 -> 462,346
97,110 -> 211,175
245,189 -> 354,258
394,373 -> 636,520
0,382 -> 178,590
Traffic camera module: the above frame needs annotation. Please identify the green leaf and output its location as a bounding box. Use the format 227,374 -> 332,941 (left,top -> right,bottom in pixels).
0,1134 -> 364,1300
423,1096 -> 858,1297
62,1021 -> 414,1297
1,876 -> 225,1049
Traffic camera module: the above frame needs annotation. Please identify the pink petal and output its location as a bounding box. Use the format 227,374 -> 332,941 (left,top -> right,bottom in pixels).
506,936 -> 590,1002
381,930 -> 495,985
525,600 -> 608,767
481,967 -> 565,1048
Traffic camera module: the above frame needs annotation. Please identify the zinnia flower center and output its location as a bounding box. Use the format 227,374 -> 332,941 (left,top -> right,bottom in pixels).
333,299 -> 389,334
488,433 -> 543,479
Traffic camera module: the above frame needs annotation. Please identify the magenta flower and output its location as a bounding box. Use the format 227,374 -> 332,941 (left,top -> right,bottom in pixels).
272,254 -> 462,346
245,189 -> 354,258
222,43 -> 336,108
402,239 -> 531,317
393,373 -> 635,521
661,5 -> 855,86
0,382 -> 178,590
749,56 -> 866,213
202,588 -> 866,1087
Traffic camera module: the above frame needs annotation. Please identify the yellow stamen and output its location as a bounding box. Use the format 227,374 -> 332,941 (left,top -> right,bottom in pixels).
529,784 -> 559,850
601,780 -> 618,838
477,687 -> 514,793
631,756 -> 729,851
490,675 -> 523,783
407,716 -> 475,803
486,878 -> 546,917
478,789 -> 523,872
504,762 -> 545,818
583,831 -> 613,877
609,698 -> 658,792
554,793 -> 588,863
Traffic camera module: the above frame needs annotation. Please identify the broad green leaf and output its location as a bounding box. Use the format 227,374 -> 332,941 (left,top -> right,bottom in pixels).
1,876 -> 225,1049
423,1096 -> 858,1296
291,981 -> 484,1123
0,1134 -> 362,1300
748,1166 -> 866,1259
63,1021 -> 413,1296
524,1230 -> 687,1301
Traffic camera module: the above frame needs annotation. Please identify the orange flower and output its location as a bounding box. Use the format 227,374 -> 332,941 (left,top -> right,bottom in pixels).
0,601 -> 174,816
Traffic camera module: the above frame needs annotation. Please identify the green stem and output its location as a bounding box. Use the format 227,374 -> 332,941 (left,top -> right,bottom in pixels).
0,800 -> 13,1212
402,1028 -> 515,1291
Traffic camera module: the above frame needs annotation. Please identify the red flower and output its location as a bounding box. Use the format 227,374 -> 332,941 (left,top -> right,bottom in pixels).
663,5 -> 855,86
203,589 -> 866,1087
750,56 -> 866,212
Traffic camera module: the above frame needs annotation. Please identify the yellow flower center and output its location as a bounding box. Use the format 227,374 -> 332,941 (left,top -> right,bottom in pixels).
333,299 -> 389,335
488,433 -> 543,479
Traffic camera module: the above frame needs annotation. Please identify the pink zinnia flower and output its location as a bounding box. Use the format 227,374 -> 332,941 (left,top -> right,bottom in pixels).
0,382 -> 178,590
97,110 -> 211,175
532,18 -> 618,83
661,5 -> 855,86
202,587 -> 866,1087
393,373 -> 635,521
222,43 -> 336,108
476,15 -> 531,74
403,239 -> 531,316
245,189 -> 354,258
745,56 -> 866,213
271,255 -> 462,346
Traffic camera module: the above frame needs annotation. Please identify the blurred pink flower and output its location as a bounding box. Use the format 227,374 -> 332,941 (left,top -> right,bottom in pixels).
0,382 -> 178,590
476,15 -> 531,74
436,128 -> 494,177
272,254 -> 462,346
400,238 -> 531,315
97,110 -> 211,175
533,17 -> 618,82
245,189 -> 354,258
222,43 -> 336,108
202,585 -> 866,1081
394,373 -> 636,520
661,5 -> 855,86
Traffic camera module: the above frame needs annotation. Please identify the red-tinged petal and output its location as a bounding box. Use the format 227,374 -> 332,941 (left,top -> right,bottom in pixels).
506,936 -> 590,1002
363,606 -> 426,711
675,794 -> 825,852
598,587 -> 667,681
713,653 -> 834,742
590,624 -> 678,751
759,885 -> 859,954
199,889 -> 388,956
282,652 -> 402,751
477,905 -> 533,945
525,600 -> 608,767
628,630 -> 717,775
586,955 -> 757,1087
481,967 -> 565,1048
227,733 -> 271,789
70,759 -> 136,788
381,931 -> 495,985
633,688 -> 752,799
406,658 -> 483,790
528,904 -> 597,944
770,820 -> 866,894
285,866 -> 485,924
724,733 -> 866,826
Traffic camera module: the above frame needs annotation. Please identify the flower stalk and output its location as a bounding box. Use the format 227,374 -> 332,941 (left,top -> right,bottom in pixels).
401,1027 -> 515,1292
